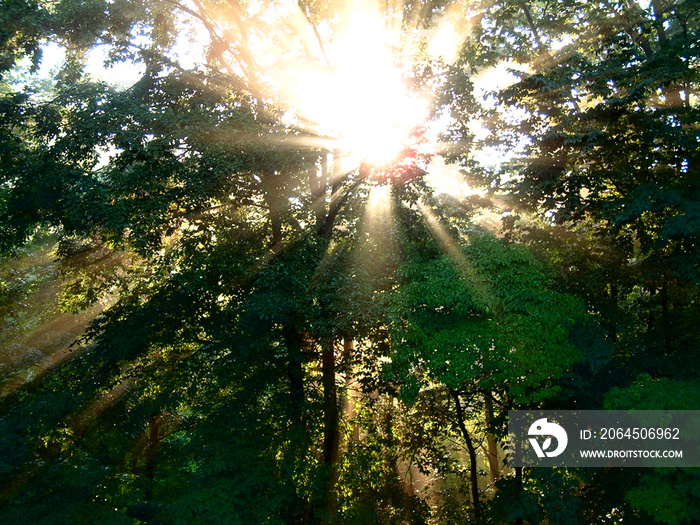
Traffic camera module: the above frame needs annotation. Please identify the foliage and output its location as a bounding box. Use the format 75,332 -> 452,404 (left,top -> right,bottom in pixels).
1,0 -> 698,523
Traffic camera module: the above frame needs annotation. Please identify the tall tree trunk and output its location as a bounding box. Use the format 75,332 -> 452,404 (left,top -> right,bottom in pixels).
322,338 -> 339,465
484,396 -> 500,484
451,390 -> 480,520
322,338 -> 340,516
341,338 -> 360,442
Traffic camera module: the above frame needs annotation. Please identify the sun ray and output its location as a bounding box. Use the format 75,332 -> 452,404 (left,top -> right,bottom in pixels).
349,183 -> 397,286
417,201 -> 497,309
366,184 -> 393,219
70,379 -> 132,438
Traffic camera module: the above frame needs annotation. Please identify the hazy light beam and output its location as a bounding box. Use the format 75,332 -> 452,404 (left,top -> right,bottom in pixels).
417,201 -> 498,312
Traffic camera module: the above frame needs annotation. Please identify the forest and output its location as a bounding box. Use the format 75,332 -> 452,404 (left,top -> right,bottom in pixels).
0,0 -> 698,523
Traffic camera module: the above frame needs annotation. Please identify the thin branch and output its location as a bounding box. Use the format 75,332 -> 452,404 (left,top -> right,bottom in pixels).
301,3 -> 331,67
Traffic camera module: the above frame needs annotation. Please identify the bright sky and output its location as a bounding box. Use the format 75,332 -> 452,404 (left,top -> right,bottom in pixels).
35,42 -> 144,88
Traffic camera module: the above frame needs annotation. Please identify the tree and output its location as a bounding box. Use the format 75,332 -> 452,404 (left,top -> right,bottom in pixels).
382,193 -> 584,519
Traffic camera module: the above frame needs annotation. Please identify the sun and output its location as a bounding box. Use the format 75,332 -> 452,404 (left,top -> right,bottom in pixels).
287,9 -> 430,169
338,88 -> 429,168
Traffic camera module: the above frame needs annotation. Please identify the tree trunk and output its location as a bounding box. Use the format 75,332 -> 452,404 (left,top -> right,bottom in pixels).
322,338 -> 340,516
322,338 -> 339,465
341,338 -> 360,442
451,390 -> 480,520
484,396 -> 500,484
